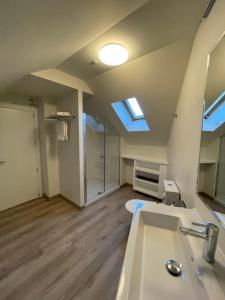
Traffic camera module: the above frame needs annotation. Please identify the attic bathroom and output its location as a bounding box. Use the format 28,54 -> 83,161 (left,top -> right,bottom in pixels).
1,0 -> 225,299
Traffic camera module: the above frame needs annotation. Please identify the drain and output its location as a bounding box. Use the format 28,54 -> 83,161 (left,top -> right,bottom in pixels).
165,260 -> 182,277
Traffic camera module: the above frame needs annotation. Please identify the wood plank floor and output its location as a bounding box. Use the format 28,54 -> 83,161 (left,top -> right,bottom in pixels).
0,185 -> 157,300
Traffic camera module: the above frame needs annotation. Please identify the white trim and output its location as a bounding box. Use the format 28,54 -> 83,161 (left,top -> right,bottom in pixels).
0,102 -> 43,197
78,90 -> 85,206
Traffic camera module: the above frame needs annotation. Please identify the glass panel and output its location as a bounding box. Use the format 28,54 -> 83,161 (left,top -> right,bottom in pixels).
125,97 -> 144,119
84,114 -> 105,202
104,119 -> 120,192
216,135 -> 225,205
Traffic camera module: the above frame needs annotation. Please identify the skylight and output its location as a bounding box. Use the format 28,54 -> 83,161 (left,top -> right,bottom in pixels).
124,97 -> 144,120
111,98 -> 150,132
203,91 -> 225,132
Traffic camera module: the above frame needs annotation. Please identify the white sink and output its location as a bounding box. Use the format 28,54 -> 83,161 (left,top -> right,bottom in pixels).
116,201 -> 210,300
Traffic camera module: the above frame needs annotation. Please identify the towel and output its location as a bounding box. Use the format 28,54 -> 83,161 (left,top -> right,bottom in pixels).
56,121 -> 68,141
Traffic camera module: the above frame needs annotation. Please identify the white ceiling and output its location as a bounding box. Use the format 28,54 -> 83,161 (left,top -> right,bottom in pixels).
58,0 -> 208,80
0,0 -> 147,91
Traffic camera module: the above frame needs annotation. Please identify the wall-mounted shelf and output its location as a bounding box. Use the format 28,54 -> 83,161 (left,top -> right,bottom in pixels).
45,114 -> 75,122
200,159 -> 217,164
121,154 -> 168,165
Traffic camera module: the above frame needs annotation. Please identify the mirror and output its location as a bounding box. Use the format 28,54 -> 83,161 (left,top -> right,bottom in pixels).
197,35 -> 225,225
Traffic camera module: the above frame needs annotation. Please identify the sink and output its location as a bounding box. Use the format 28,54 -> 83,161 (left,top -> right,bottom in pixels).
116,202 -> 210,300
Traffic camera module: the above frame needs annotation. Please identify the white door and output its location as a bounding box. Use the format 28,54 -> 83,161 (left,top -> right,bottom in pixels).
0,106 -> 41,211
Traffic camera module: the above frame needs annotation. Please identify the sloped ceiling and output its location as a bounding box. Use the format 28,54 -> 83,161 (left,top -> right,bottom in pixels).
1,0 -> 208,148
0,0 -> 147,91
58,0 -> 207,80
71,0 -> 207,147
85,38 -> 194,146
4,74 -> 74,98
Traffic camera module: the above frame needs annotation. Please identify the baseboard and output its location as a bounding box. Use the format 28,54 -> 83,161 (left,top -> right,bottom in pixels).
59,194 -> 84,211
121,182 -> 132,187
42,193 -> 60,200
42,193 -> 83,210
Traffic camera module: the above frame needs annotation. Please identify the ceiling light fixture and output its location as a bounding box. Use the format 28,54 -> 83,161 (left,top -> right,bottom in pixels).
98,44 -> 128,66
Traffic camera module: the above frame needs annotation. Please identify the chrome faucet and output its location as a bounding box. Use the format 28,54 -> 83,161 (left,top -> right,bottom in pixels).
180,222 -> 219,263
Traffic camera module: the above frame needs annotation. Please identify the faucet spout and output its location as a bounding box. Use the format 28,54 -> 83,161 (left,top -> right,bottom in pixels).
180,222 -> 219,263
180,226 -> 206,239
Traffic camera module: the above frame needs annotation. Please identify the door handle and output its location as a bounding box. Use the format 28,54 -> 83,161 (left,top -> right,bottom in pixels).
0,161 -> 6,164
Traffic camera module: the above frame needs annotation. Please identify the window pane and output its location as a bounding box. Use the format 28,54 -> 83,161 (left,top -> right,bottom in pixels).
126,97 -> 144,118
203,91 -> 225,131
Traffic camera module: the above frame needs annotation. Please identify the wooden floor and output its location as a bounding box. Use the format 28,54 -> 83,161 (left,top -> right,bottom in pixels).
0,185 -> 157,300
199,192 -> 225,214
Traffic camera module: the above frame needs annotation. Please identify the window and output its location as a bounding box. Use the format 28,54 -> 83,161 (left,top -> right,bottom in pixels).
124,97 -> 144,120
85,114 -> 104,133
111,97 -> 150,132
203,91 -> 225,132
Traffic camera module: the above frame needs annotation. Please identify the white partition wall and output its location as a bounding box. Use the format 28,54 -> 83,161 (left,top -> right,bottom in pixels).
38,98 -> 60,198
56,91 -> 85,207
38,91 -> 85,208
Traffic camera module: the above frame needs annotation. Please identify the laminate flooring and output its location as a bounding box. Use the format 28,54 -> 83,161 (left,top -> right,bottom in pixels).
0,185 -> 158,300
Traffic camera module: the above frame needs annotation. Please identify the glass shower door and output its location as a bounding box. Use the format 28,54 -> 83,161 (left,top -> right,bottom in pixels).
84,114 -> 105,202
84,113 -> 120,203
104,119 -> 120,193
216,135 -> 225,206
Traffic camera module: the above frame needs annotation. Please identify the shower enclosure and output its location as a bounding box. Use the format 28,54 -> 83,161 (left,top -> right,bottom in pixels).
83,113 -> 120,204
216,135 -> 225,206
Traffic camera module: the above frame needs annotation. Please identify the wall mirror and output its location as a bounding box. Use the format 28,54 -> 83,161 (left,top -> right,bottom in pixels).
197,35 -> 225,225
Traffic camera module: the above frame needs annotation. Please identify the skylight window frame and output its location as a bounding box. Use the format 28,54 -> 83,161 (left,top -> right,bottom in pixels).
202,91 -> 225,132
204,91 -> 225,119
123,97 -> 145,120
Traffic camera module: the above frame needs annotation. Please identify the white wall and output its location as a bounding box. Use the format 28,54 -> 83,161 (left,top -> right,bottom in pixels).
56,91 -> 84,207
121,140 -> 167,160
0,95 -> 60,199
198,163 -> 217,197
121,138 -> 167,183
198,138 -> 219,197
216,136 -> 225,201
167,0 -> 225,249
38,98 -> 60,197
0,92 -> 85,207
200,138 -> 220,161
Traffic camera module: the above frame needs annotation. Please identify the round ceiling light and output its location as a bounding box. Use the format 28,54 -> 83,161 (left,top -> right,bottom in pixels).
98,44 -> 128,66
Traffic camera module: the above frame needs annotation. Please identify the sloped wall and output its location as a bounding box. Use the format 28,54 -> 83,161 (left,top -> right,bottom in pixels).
167,0 -> 225,251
